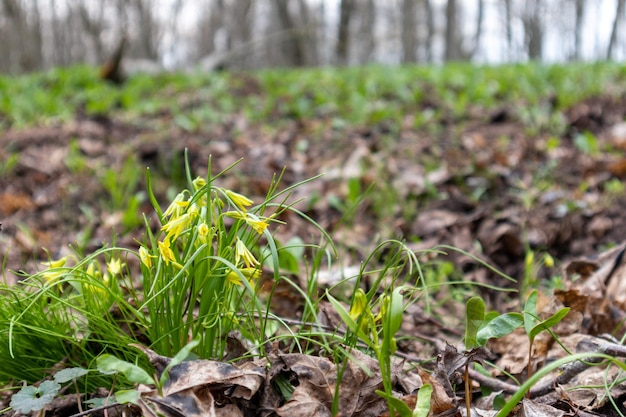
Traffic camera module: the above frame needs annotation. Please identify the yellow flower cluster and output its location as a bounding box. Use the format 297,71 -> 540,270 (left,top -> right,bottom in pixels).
138,179 -> 268,287
227,237 -> 261,286
40,256 -> 69,283
82,259 -> 119,298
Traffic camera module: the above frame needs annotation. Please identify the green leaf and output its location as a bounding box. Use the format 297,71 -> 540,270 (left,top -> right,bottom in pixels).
528,307 -> 570,341
114,389 -> 141,404
388,286 -> 405,336
414,383 -> 433,417
54,367 -> 89,383
465,296 -> 485,349
97,354 -> 154,386
10,380 -> 60,413
476,312 -> 524,346
376,389 -> 413,417
523,290 -> 538,335
160,339 -> 200,387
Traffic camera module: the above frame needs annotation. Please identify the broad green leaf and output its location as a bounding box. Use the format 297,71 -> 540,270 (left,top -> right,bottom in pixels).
529,307 -> 570,341
414,384 -> 433,417
10,380 -> 60,413
114,389 -> 140,404
465,296 -> 485,349
376,389 -> 413,417
482,311 -> 499,325
54,367 -> 89,383
97,354 -> 154,386
326,291 -> 377,350
476,312 -> 524,346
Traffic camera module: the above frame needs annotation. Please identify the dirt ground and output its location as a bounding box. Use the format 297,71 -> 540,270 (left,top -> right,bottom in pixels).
2,94 -> 626,285
3,90 -> 626,415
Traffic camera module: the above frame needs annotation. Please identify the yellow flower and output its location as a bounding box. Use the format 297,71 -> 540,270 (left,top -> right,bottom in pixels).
235,237 -> 259,268
225,190 -> 254,212
226,267 -> 261,286
161,204 -> 199,241
544,253 -> 555,268
158,239 -> 176,265
83,261 -> 108,298
196,222 -> 212,245
40,256 -> 68,283
85,261 -> 98,278
192,176 -> 207,191
224,211 -> 270,234
246,214 -> 270,234
139,246 -> 156,268
197,223 -> 210,237
163,192 -> 189,219
107,258 -> 123,276
349,288 -> 368,321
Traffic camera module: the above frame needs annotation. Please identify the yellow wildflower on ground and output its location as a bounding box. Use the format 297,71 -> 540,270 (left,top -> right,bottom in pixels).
158,239 -> 176,265
224,211 -> 270,234
107,258 -> 123,276
139,246 -> 156,268
84,261 -> 108,298
225,190 -> 254,212
163,192 -> 189,219
196,222 -> 212,245
349,288 -> 368,321
235,237 -> 259,268
161,204 -> 199,241
226,267 -> 261,286
192,176 -> 207,191
40,256 -> 68,283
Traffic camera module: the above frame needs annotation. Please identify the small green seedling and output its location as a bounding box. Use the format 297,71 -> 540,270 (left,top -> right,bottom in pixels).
522,290 -> 570,390
464,296 -> 523,415
96,354 -> 155,402
327,285 -> 407,417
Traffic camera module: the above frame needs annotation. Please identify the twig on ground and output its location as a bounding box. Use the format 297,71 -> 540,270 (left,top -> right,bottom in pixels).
466,335 -> 626,399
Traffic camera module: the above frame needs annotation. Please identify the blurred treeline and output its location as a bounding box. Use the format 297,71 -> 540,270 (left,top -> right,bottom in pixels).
0,0 -> 622,74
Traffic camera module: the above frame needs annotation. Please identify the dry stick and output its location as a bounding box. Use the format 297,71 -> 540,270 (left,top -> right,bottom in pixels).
466,336 -> 626,399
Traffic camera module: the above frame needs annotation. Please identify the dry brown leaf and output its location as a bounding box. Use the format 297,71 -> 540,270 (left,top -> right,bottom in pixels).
275,350 -> 390,417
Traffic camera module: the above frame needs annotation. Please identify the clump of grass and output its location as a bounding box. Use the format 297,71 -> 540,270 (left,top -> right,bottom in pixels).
0,158 -> 306,383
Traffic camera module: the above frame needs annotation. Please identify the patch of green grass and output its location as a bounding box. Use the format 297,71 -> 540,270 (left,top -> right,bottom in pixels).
2,62 -> 626,133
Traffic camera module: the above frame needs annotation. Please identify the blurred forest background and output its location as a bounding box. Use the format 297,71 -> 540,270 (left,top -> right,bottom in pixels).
0,0 -> 625,74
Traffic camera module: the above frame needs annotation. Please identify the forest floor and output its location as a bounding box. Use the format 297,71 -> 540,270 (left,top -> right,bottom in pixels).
3,65 -> 626,416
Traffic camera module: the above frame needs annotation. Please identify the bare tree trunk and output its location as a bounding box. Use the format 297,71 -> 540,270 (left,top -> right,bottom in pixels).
356,0 -> 375,64
504,0 -> 513,61
573,0 -> 584,60
424,0 -> 434,62
401,0 -> 417,63
608,0 -> 625,60
77,2 -> 104,61
273,0 -> 306,67
50,0 -> 70,67
2,0 -> 27,72
133,0 -> 158,60
524,0 -> 543,60
336,0 -> 354,65
298,0 -> 319,65
30,0 -> 44,70
444,0 -> 462,61
472,0 -> 484,59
